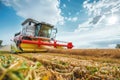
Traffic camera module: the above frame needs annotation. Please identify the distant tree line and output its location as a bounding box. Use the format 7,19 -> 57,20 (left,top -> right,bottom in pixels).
0,40 -> 2,47
115,44 -> 120,48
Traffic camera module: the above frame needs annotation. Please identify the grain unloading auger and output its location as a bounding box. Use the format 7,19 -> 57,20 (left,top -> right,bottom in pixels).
11,18 -> 73,53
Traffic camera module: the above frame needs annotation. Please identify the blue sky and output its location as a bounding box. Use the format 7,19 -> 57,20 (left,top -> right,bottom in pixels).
0,0 -> 120,48
0,2 -> 23,44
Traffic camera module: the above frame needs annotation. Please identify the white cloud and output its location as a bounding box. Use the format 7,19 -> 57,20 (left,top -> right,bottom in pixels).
106,15 -> 118,25
63,4 -> 66,8
1,0 -> 64,25
65,17 -> 78,22
75,18 -> 92,32
76,0 -> 120,48
58,0 -> 120,48
57,23 -> 120,48
83,0 -> 120,16
72,17 -> 78,22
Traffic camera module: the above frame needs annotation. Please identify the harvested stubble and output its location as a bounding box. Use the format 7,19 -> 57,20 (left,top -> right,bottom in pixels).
0,48 -> 120,80
48,49 -> 120,58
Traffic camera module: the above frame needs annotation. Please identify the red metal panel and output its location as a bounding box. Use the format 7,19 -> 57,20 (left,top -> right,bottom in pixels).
21,40 -> 73,49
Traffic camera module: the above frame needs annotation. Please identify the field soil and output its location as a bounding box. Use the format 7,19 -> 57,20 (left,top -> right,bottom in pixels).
0,49 -> 120,80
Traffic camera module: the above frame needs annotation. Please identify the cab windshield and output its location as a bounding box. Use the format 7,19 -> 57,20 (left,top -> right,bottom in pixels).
35,24 -> 52,38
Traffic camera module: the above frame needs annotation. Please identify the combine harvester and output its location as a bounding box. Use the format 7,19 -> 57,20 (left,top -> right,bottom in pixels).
11,18 -> 73,53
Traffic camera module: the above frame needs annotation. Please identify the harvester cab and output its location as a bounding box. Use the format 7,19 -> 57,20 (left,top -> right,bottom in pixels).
21,19 -> 57,39
11,18 -> 73,53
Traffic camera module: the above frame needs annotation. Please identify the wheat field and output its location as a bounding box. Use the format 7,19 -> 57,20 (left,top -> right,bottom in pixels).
0,49 -> 120,80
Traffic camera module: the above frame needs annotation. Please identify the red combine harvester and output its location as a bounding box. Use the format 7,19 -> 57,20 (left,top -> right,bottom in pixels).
11,18 -> 73,53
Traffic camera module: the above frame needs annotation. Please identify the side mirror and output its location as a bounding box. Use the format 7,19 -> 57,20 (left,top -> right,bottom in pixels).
14,32 -> 21,37
51,28 -> 57,40
53,28 -> 57,33
29,22 -> 31,25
